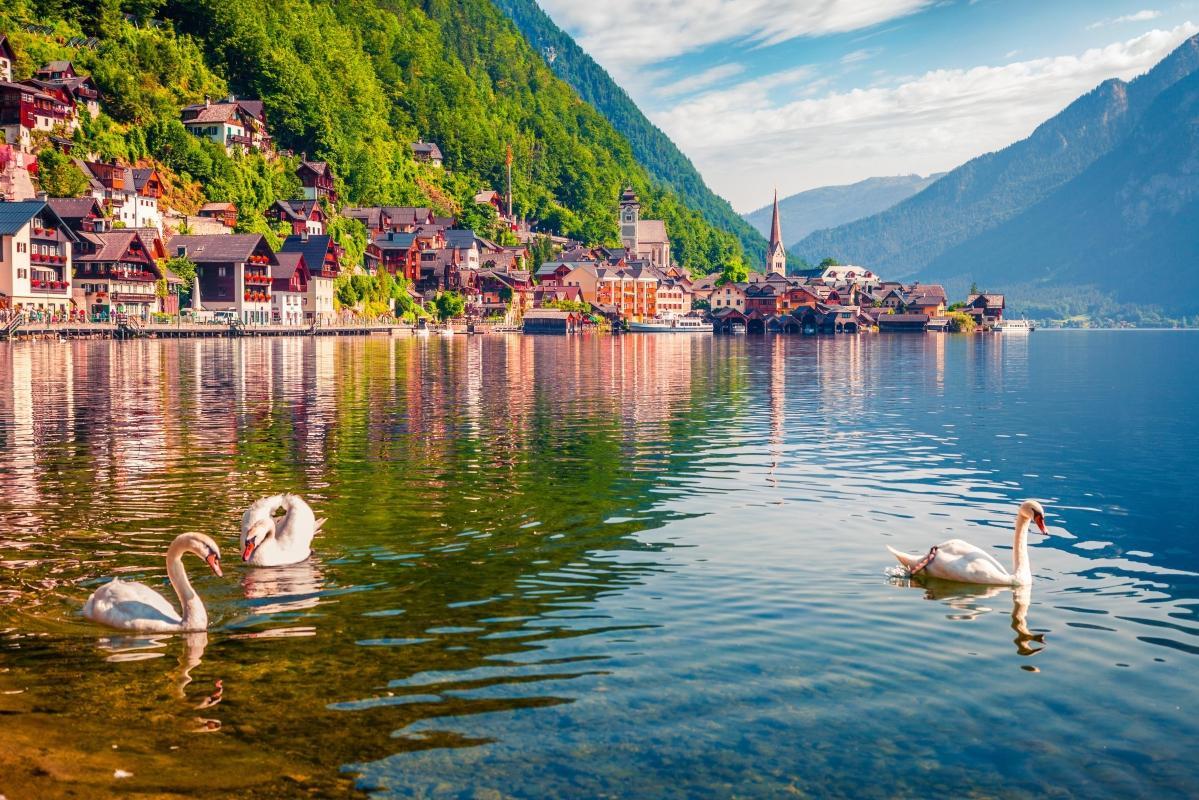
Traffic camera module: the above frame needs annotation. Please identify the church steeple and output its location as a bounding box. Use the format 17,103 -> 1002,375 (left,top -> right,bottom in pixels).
767,188 -> 786,275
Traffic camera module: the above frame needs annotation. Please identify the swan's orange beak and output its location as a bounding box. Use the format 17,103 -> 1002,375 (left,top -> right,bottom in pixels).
1034,514 -> 1047,534
206,553 -> 223,577
242,539 -> 257,562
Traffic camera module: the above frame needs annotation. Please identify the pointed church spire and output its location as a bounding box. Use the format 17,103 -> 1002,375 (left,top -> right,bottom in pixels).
766,188 -> 786,275
769,188 -> 783,252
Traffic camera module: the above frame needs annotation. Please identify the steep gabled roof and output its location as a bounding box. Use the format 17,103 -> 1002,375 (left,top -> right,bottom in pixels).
0,200 -> 79,240
280,234 -> 336,271
168,234 -> 273,263
46,197 -> 102,226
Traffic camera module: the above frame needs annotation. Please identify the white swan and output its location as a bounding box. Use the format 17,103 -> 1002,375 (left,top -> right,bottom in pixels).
240,494 -> 325,567
82,534 -> 223,632
886,500 -> 1047,585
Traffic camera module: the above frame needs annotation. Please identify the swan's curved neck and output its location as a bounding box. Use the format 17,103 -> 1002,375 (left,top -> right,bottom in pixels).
166,539 -> 207,629
1011,513 -> 1032,583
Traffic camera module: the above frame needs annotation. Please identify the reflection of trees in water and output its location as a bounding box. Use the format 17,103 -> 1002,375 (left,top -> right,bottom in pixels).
0,335 -> 733,791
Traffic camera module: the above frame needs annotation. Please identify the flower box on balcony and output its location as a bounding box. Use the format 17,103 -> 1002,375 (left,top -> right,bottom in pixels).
32,279 -> 41,288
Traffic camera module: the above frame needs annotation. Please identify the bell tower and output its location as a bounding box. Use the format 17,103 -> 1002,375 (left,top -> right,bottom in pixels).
767,188 -> 786,276
620,186 -> 640,254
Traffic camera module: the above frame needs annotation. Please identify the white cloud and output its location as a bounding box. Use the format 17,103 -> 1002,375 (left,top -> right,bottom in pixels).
1088,9 -> 1161,29
840,48 -> 880,65
536,0 -> 934,81
656,63 -> 746,97
649,23 -> 1199,210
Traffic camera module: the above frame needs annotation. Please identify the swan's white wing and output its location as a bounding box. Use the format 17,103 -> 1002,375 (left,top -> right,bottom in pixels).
82,578 -> 183,631
926,539 -> 1013,584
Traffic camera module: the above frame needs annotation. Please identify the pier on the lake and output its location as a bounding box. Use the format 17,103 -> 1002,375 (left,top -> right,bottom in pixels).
2,320 -> 438,340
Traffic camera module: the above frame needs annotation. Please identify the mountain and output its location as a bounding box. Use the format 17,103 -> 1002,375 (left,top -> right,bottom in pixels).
491,0 -> 768,266
794,35 -> 1199,285
742,174 -> 942,248
927,67 -> 1199,323
1,0 -> 743,273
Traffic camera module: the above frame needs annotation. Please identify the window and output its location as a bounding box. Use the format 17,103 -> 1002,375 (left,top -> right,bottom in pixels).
16,242 -> 25,253
218,267 -> 226,278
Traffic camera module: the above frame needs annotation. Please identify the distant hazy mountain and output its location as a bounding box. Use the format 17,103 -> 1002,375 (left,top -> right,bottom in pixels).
743,174 -> 942,248
794,34 -> 1199,293
928,66 -> 1199,321
492,0 -> 770,265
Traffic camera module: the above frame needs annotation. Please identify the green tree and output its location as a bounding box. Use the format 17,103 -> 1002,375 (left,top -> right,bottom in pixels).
434,291 -> 466,320
718,259 -> 748,286
948,311 -> 977,333
819,257 -> 841,268
35,150 -> 90,197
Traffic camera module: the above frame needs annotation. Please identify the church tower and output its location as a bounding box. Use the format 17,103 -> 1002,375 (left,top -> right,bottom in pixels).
620,186 -> 640,254
767,189 -> 786,276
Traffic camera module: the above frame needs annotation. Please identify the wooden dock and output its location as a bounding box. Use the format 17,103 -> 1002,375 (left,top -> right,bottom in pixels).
2,320 -> 428,340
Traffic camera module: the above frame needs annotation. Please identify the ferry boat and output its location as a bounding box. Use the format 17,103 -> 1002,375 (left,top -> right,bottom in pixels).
994,318 -> 1035,333
627,316 -> 713,333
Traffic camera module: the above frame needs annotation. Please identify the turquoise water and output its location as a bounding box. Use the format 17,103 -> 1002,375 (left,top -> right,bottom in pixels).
0,332 -> 1195,798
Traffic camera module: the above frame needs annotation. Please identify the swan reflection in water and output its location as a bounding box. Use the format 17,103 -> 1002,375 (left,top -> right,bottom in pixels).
95,632 -> 224,730
889,576 -> 1047,658
230,559 -> 324,641
241,559 -> 325,614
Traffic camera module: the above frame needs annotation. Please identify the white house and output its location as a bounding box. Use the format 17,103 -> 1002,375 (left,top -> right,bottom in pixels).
0,200 -> 78,316
271,252 -> 309,326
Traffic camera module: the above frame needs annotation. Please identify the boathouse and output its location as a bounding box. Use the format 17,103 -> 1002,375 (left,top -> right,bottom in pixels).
523,308 -> 580,334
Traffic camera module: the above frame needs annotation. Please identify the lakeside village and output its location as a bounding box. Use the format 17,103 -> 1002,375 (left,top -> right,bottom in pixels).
0,38 -> 1014,340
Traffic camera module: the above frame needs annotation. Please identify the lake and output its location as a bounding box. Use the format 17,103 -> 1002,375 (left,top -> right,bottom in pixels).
0,331 -> 1196,798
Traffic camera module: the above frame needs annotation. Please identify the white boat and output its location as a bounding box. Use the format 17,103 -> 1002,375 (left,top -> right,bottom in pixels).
729,322 -> 746,335
628,316 -> 713,333
994,318 -> 1035,333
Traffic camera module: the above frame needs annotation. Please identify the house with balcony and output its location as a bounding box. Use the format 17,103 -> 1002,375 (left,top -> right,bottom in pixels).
72,230 -> 163,320
271,252 -> 309,326
0,80 -> 75,151
29,61 -> 100,119
279,233 -> 342,325
180,97 -> 272,155
296,159 -> 336,204
78,160 -> 161,229
268,199 -> 325,235
344,206 -> 435,235
0,200 -> 78,315
167,234 -> 277,325
45,196 -> 104,235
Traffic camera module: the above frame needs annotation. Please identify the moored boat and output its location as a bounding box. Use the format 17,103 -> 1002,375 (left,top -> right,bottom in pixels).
628,316 -> 713,333
994,318 -> 1035,333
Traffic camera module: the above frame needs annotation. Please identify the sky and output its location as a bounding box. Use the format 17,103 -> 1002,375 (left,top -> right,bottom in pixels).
533,0 -> 1199,212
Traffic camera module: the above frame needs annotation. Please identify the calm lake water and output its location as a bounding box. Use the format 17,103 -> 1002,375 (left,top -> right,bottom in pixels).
0,332 -> 1196,798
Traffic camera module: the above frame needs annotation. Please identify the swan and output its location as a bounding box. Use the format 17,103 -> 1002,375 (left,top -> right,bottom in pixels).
82,534 -> 223,632
886,500 -> 1047,585
240,494 -> 325,567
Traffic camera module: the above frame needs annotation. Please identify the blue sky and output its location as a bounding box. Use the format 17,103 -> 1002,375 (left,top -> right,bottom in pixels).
534,1 -> 1199,211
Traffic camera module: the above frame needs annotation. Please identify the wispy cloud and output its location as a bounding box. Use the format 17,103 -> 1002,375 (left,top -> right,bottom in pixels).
840,48 -> 880,65
650,23 -> 1199,209
1088,9 -> 1161,29
656,63 -> 746,97
536,0 -> 935,81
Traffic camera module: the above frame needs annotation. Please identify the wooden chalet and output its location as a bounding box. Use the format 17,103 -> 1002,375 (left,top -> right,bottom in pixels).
296,159 -> 336,204
966,293 -> 1005,325
268,199 -> 325,235
523,308 -> 580,334
167,234 -> 277,325
199,202 -> 238,228
72,230 -> 162,320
